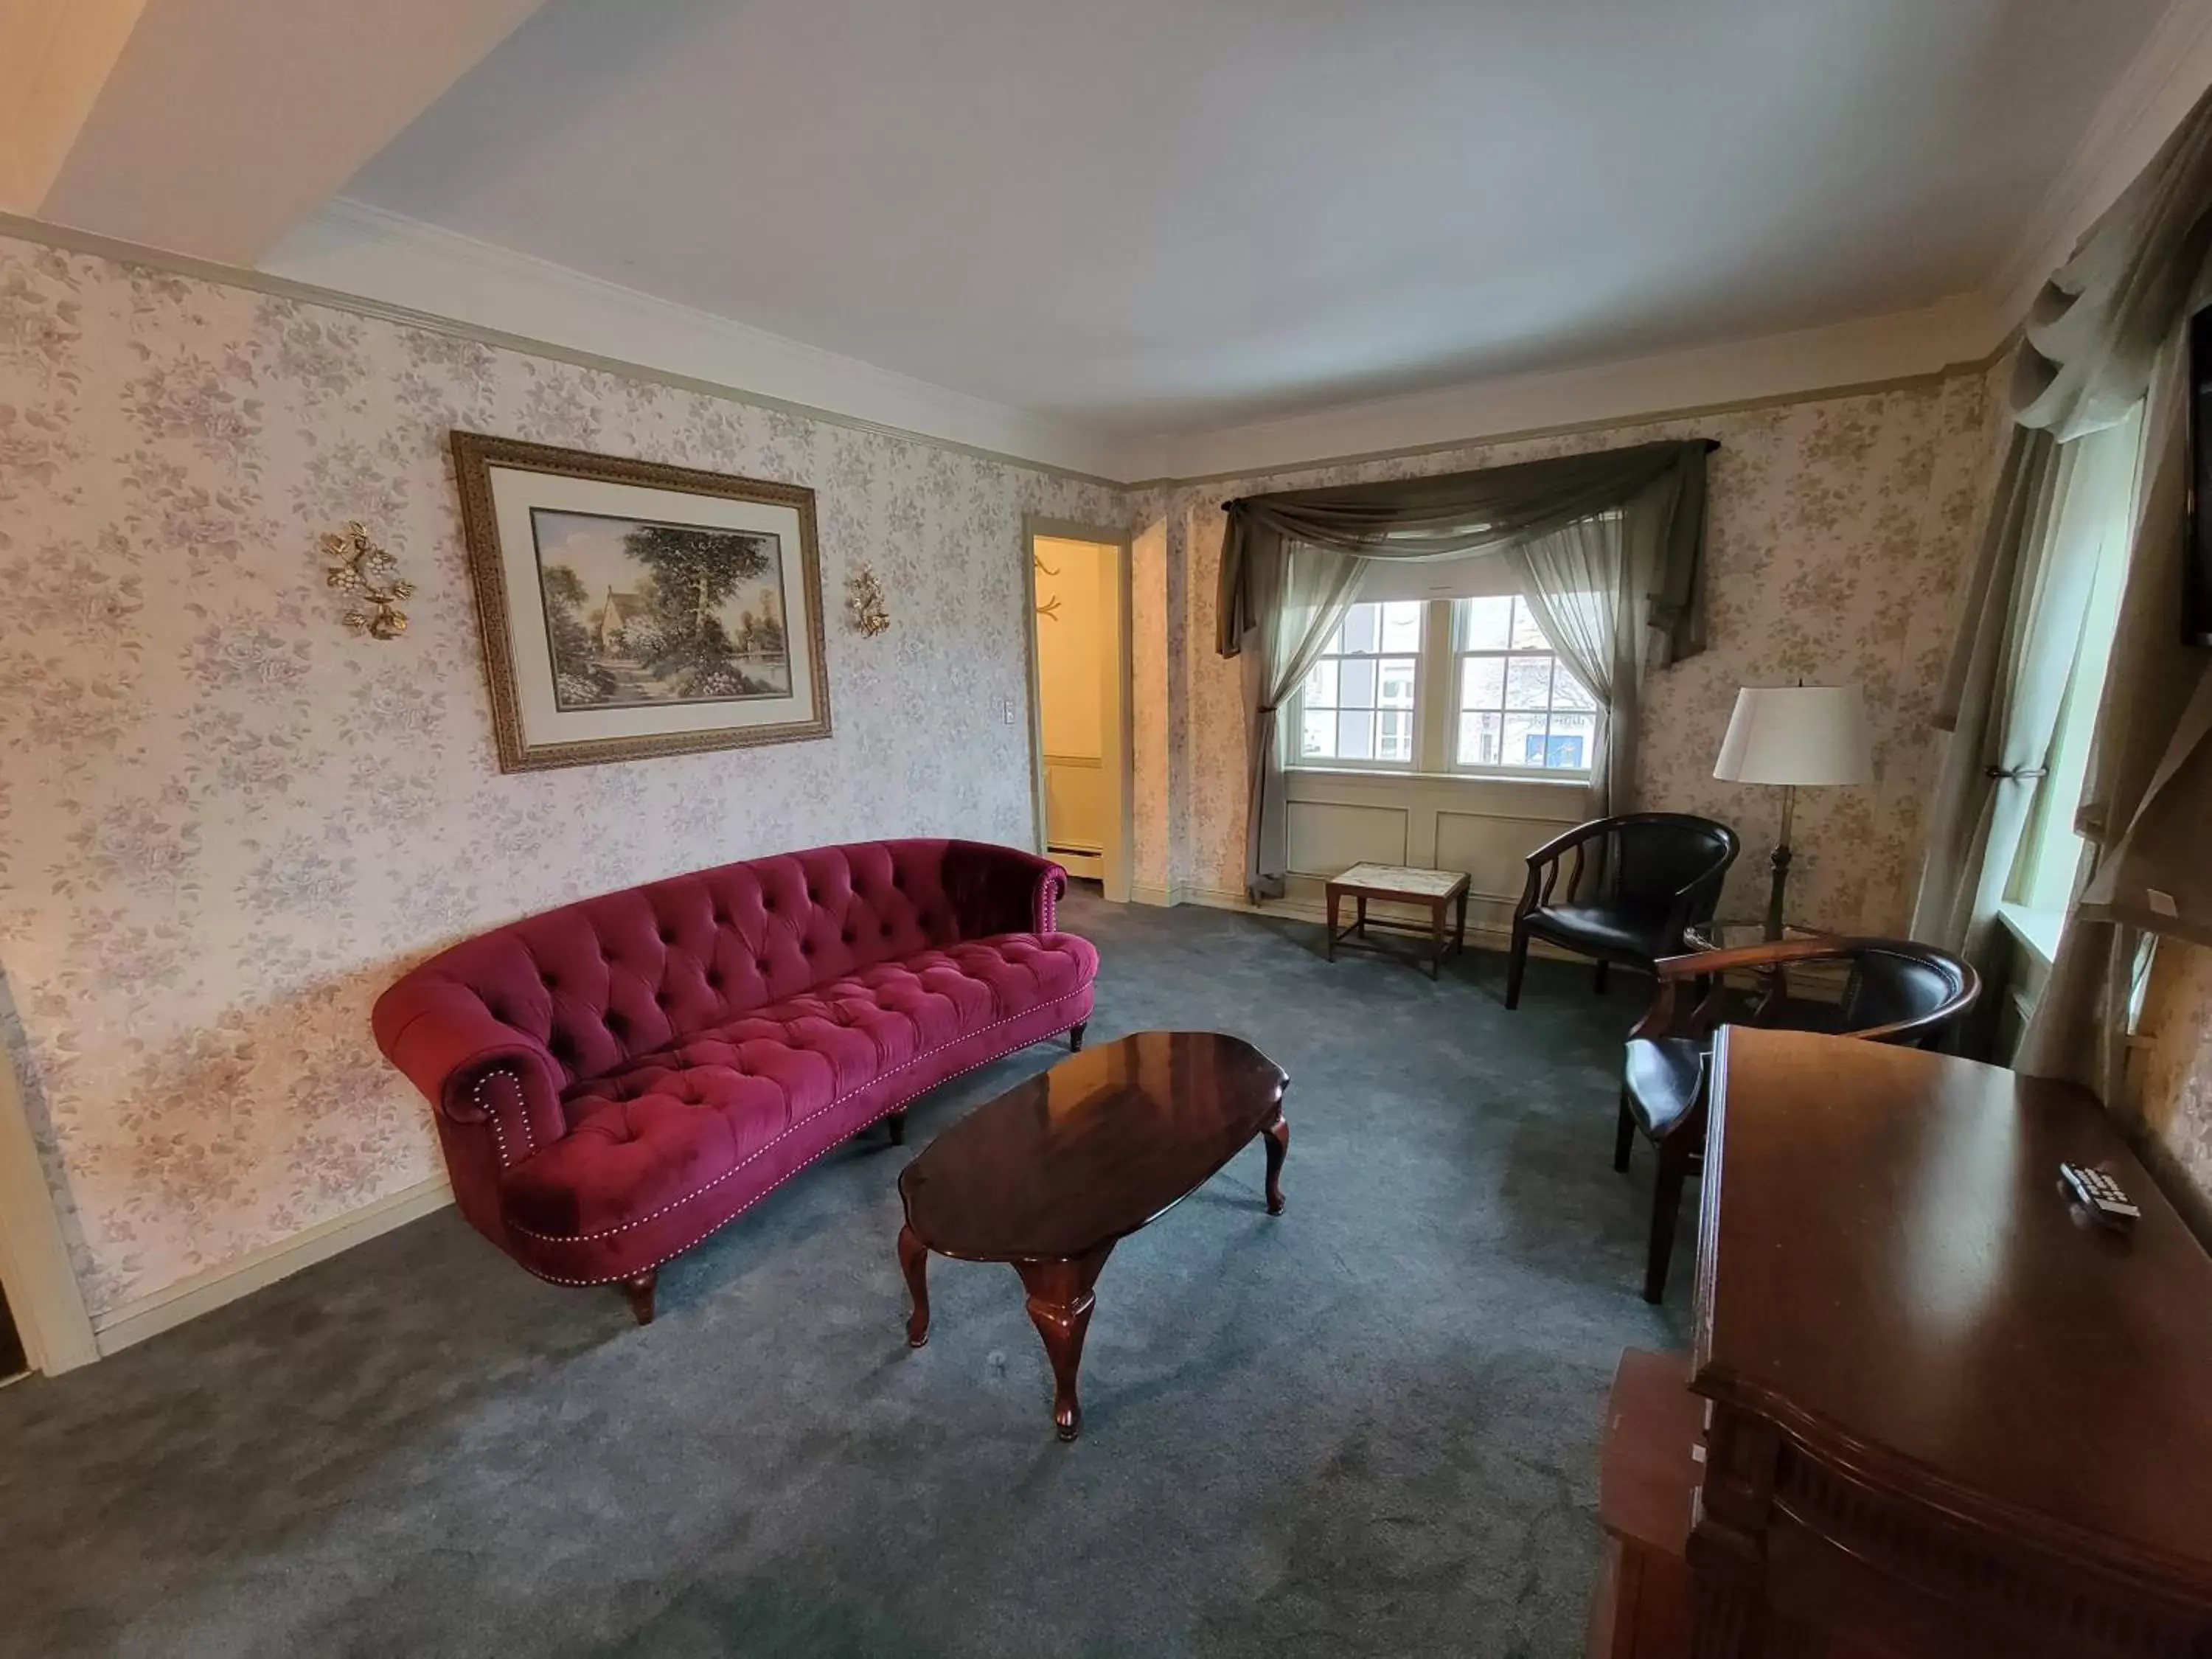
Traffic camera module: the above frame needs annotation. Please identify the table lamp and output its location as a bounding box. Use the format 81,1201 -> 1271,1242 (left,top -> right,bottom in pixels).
1712,684 -> 1872,940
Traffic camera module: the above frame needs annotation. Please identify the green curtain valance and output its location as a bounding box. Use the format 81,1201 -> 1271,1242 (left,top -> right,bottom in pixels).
1214,438 -> 1718,664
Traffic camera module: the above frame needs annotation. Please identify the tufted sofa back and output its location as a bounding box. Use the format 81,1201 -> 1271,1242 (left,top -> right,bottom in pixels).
378,838 -> 1062,1094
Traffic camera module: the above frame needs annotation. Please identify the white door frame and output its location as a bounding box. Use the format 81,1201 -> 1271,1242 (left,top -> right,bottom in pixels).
1022,516 -> 1135,905
0,995 -> 98,1373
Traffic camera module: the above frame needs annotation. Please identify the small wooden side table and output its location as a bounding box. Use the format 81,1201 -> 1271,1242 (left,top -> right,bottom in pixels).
1324,863 -> 1470,981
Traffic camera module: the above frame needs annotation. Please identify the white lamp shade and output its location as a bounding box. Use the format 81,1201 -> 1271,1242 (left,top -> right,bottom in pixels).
1713,685 -> 1872,787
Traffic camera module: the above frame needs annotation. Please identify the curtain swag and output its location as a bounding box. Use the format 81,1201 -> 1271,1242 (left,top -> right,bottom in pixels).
1214,439 -> 1717,662
1214,439 -> 1716,902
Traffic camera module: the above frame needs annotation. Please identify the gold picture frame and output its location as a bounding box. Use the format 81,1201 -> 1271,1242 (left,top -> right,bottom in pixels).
451,431 -> 832,772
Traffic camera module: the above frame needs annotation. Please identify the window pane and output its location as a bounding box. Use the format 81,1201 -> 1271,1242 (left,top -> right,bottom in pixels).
1304,658 -> 1339,707
1503,711 -> 1548,766
1338,657 -> 1377,708
1336,709 -> 1374,759
1546,712 -> 1596,771
1377,709 -> 1412,762
1553,669 -> 1596,712
1340,603 -> 1380,655
1380,601 -> 1424,653
1459,596 -> 1512,651
1458,710 -> 1502,767
1301,709 -> 1334,758
1460,655 -> 1505,709
1504,655 -> 1554,710
1509,599 -> 1549,650
1377,658 -> 1416,707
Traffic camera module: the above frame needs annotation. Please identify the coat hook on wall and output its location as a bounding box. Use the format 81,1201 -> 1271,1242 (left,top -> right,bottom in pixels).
1033,552 -> 1060,621
322,521 -> 414,640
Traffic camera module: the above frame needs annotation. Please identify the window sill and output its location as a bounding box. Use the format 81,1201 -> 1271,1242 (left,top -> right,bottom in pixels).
1997,902 -> 2064,971
1286,765 -> 1592,789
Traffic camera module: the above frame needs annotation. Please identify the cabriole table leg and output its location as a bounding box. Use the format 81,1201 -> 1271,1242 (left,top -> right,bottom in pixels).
898,1222 -> 931,1347
1015,1242 -> 1114,1441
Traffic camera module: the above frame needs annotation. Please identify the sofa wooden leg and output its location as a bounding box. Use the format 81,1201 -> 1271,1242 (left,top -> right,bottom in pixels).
1505,929 -> 1529,1010
1069,1020 -> 1088,1052
622,1269 -> 658,1326
885,1110 -> 906,1145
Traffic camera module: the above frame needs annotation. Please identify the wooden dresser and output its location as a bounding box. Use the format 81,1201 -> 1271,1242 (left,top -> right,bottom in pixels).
1590,1026 -> 2212,1658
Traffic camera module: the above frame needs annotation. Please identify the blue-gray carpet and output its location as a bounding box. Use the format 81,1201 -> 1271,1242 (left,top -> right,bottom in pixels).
0,891 -> 1689,1658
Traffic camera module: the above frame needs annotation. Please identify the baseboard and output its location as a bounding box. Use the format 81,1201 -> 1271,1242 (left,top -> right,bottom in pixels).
92,1175 -> 454,1356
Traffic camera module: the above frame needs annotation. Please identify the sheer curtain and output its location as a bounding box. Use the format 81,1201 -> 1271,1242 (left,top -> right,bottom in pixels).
1912,78 -> 2212,1098
1242,542 -> 1363,901
1507,510 -> 1638,818
1218,442 -> 1714,898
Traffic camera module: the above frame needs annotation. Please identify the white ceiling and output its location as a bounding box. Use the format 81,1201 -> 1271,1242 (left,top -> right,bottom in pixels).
336,0 -> 2167,442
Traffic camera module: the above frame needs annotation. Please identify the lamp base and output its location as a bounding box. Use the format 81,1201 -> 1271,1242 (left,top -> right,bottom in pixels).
1764,843 -> 1792,942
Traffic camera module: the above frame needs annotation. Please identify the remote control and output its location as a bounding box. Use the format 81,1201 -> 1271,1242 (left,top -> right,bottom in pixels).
2060,1162 -> 2140,1230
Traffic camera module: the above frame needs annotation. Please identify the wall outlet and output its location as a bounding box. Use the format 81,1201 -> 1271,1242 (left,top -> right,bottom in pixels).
1002,697 -> 1018,726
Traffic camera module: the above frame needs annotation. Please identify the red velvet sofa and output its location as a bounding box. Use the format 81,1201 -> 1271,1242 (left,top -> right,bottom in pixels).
372,839 -> 1095,1321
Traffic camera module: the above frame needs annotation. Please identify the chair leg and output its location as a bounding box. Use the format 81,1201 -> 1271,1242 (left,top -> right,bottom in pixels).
1644,1142 -> 1690,1304
885,1110 -> 906,1146
1505,926 -> 1529,1010
1614,1090 -> 1635,1174
1593,959 -> 1610,995
1069,1020 -> 1087,1052
622,1269 -> 658,1326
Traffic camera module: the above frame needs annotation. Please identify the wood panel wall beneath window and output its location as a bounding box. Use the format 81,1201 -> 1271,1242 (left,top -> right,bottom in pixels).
1276,769 -> 1587,942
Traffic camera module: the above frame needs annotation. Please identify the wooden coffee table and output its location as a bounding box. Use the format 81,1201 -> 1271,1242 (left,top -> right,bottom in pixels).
895,1030 -> 1290,1441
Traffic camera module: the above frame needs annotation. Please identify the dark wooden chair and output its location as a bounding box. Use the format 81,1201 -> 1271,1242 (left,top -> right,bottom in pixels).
1506,813 -> 1738,1009
1621,936 -> 1979,1302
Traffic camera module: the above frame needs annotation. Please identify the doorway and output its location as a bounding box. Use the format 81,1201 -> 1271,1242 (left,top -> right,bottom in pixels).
1024,520 -> 1133,902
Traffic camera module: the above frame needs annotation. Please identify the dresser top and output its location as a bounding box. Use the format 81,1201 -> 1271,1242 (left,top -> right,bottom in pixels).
1697,1026 -> 2212,1593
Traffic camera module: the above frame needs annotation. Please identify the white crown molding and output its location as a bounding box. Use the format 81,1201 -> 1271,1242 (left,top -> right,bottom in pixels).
1141,296 -> 2002,484
263,197 -> 1141,481
1983,0 -> 2212,332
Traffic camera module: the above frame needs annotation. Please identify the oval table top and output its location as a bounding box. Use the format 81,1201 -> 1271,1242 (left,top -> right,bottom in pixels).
897,1029 -> 1288,1262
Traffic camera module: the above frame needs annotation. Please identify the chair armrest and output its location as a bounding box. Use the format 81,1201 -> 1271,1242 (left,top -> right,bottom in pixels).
940,841 -> 1070,936
1518,820 -> 1612,917
372,980 -> 566,1167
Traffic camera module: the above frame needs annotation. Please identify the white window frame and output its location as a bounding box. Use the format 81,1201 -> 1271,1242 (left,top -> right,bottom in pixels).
1285,588 -> 1594,782
1287,599 -> 1425,771
1445,594 -> 1597,781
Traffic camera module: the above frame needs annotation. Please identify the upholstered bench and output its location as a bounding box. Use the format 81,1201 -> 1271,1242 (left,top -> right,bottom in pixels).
372,839 -> 1096,1321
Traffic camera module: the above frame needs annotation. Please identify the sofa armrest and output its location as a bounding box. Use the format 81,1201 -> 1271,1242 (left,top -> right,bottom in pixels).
372,981 -> 566,1169
940,841 -> 1070,937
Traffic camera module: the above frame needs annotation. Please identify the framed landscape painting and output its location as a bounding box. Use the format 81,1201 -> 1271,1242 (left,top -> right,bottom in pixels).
451,432 -> 830,771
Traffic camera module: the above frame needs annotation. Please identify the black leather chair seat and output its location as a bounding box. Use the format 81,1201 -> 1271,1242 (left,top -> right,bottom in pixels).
1623,1036 -> 1704,1139
1523,901 -> 1679,963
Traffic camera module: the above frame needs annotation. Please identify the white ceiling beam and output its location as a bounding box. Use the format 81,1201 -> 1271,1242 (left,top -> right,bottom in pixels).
0,0 -> 149,212
27,0 -> 549,265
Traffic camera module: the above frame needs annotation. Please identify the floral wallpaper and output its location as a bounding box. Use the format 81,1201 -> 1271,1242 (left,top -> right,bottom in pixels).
0,220 -> 2037,1325
1150,369 -> 2005,933
2140,944 -> 2212,1217
0,233 -> 1125,1317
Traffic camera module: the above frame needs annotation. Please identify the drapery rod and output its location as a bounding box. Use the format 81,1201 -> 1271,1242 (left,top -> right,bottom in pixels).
1216,437 -> 1721,510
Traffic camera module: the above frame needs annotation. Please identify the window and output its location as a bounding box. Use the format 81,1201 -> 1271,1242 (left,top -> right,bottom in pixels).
1287,591 -> 1592,777
2008,406 -> 2144,919
1452,596 -> 1596,774
1298,600 -> 1423,765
